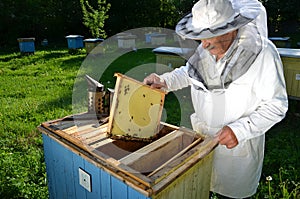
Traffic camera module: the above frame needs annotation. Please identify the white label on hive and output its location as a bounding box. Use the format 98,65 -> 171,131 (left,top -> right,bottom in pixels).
296,74 -> 300,81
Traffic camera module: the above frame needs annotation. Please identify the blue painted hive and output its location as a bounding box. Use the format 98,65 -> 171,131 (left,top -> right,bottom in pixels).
66,35 -> 84,49
38,74 -> 217,199
17,38 -> 35,53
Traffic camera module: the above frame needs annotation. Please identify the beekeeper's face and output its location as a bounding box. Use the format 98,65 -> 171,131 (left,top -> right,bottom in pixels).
200,30 -> 238,60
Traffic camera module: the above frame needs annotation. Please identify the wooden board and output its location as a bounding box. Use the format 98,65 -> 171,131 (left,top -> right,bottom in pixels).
107,73 -> 166,139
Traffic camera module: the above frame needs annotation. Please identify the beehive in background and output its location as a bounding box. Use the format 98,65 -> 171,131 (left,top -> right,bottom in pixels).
278,48 -> 300,99
153,46 -> 193,74
65,35 -> 84,49
107,73 -> 166,139
17,38 -> 35,54
83,38 -> 104,55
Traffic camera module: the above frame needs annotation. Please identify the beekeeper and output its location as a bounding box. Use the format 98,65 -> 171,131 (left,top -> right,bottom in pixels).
144,0 -> 288,198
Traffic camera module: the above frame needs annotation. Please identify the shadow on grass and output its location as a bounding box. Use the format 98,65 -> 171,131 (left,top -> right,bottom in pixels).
36,90 -> 73,121
60,56 -> 86,70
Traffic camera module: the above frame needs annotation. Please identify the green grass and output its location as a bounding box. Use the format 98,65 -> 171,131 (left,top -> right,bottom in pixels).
0,47 -> 299,198
0,48 -> 85,198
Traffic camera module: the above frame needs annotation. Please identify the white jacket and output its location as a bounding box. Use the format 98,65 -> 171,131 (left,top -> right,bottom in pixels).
160,39 -> 288,197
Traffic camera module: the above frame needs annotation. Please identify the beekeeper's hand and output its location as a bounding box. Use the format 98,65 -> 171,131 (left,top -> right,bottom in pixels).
143,73 -> 167,89
217,126 -> 238,149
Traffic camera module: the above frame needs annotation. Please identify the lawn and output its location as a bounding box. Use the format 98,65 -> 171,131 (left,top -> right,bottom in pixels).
0,46 -> 299,198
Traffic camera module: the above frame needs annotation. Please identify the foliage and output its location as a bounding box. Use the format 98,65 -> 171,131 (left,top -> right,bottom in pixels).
80,0 -> 111,38
105,0 -> 161,32
259,0 -> 300,34
0,0 -> 85,46
1,0 -> 299,46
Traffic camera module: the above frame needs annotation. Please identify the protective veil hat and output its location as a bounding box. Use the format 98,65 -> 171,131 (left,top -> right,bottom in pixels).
176,0 -> 254,39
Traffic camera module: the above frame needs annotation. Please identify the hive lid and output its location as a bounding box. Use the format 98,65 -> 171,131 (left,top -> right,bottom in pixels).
107,73 -> 166,140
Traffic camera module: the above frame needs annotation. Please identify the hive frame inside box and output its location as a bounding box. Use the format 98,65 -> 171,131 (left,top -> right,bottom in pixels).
39,114 -> 218,198
107,73 -> 166,140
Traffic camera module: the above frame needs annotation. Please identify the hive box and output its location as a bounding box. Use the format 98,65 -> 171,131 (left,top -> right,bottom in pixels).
269,37 -> 291,48
83,38 -> 104,55
117,34 -> 136,49
17,38 -> 35,54
278,48 -> 300,99
150,34 -> 167,45
38,74 -> 217,199
66,35 -> 84,49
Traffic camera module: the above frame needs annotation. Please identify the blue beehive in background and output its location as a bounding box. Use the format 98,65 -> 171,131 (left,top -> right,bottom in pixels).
66,35 -> 84,49
17,38 -> 35,54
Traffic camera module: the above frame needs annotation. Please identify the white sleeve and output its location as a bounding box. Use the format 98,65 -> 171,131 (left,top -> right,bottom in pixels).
159,64 -> 191,91
228,44 -> 288,143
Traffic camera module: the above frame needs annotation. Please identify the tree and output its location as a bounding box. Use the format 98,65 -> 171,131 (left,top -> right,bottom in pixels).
260,0 -> 300,34
80,0 -> 111,38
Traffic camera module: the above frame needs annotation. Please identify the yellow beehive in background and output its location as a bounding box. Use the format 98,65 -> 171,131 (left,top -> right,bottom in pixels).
107,73 -> 166,139
278,48 -> 300,99
153,46 -> 194,74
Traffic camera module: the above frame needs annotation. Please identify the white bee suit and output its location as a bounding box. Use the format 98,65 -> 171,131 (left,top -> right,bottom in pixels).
160,1 -> 288,196
230,0 -> 268,38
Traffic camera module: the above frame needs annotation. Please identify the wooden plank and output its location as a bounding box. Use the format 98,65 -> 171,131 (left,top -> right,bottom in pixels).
89,148 -> 154,187
42,134 -> 57,199
128,186 -> 151,199
151,136 -> 218,186
126,136 -> 185,174
119,130 -> 199,177
111,175 -> 128,199
147,136 -> 203,177
63,125 -> 79,135
89,138 -> 114,149
84,133 -> 108,146
72,151 -> 87,199
40,124 -> 90,152
63,138 -> 78,198
119,130 -> 183,164
51,133 -> 71,199
116,171 -> 151,197
78,124 -> 107,140
100,170 -> 112,198
85,160 -> 101,198
152,151 -> 214,199
78,129 -> 104,141
51,120 -> 75,130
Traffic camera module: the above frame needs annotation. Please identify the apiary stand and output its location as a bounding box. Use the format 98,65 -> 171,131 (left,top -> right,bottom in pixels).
38,113 -> 217,199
